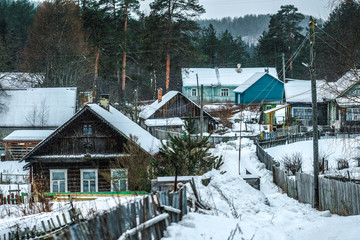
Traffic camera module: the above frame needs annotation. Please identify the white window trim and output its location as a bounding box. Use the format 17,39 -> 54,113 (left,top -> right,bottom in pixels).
50,169 -> 68,193
220,88 -> 229,97
80,169 -> 98,192
346,108 -> 360,121
190,88 -> 198,97
292,107 -> 312,119
111,168 -> 128,192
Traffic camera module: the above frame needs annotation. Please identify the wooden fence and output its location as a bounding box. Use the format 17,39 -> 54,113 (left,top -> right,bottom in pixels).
256,142 -> 360,215
0,193 -> 24,205
55,187 -> 187,240
258,132 -> 314,149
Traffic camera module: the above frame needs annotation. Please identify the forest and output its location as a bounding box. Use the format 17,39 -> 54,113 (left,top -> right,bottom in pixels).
0,0 -> 360,103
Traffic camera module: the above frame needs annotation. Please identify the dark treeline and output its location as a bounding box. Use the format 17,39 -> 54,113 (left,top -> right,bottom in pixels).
0,0 -> 359,104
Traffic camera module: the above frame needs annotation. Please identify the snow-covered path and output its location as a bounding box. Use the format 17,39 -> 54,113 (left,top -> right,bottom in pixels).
163,139 -> 360,240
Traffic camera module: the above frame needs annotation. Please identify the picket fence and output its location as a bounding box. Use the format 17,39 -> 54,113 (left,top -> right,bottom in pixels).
55,187 -> 187,240
256,141 -> 360,215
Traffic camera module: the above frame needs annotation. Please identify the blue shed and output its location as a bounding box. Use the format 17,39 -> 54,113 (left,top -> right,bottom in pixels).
234,73 -> 284,105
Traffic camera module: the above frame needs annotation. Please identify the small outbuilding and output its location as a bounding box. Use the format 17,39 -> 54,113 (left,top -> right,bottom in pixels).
140,91 -> 217,135
2,130 -> 53,161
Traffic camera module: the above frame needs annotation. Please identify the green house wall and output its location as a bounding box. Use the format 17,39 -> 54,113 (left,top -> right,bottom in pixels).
182,86 -> 237,103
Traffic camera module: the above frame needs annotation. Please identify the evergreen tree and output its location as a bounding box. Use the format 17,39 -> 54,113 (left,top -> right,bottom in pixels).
253,5 -> 306,79
317,0 -> 360,81
159,116 -> 223,191
199,24 -> 219,67
0,0 -> 35,71
149,0 -> 205,92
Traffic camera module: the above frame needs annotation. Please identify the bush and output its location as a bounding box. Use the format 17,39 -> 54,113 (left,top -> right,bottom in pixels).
281,152 -> 302,175
337,158 -> 349,170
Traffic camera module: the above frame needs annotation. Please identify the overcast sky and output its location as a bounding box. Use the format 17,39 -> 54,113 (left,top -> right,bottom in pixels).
141,0 -> 334,20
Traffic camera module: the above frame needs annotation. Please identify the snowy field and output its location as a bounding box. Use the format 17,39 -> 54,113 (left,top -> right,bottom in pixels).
162,138 -> 360,240
265,138 -> 360,179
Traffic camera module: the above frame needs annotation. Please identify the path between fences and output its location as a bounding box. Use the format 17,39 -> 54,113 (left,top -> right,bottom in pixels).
255,141 -> 360,216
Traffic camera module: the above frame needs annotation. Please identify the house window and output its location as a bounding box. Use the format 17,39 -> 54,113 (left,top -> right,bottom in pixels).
111,169 -> 128,192
50,169 -> 67,193
220,88 -> 229,97
346,108 -> 360,121
191,88 -> 198,97
292,107 -> 312,120
83,124 -> 93,135
81,169 -> 98,192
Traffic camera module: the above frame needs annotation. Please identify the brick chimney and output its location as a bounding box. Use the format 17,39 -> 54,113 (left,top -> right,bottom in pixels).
99,94 -> 110,111
157,88 -> 163,103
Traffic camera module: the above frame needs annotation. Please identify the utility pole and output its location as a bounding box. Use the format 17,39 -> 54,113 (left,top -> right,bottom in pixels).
200,84 -> 204,138
309,16 -> 319,209
282,52 -> 286,82
282,52 -> 286,103
196,74 -> 200,104
238,112 -> 242,175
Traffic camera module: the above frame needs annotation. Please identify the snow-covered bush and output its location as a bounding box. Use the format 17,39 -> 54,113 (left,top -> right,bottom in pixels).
281,152 -> 302,175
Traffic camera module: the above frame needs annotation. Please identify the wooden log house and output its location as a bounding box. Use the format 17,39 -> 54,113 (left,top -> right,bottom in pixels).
140,91 -> 218,135
21,103 -> 161,193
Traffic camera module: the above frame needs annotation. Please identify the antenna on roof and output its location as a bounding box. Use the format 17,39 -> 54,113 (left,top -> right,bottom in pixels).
236,63 -> 242,73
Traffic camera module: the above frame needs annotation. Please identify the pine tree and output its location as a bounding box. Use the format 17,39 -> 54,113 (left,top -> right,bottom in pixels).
159,116 -> 223,191
316,0 -> 360,81
149,0 -> 205,92
254,5 -> 306,79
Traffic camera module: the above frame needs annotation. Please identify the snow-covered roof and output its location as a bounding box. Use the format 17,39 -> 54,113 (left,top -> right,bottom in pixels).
0,88 -> 77,127
87,104 -> 161,155
139,91 -> 216,122
145,117 -> 184,127
264,104 -> 290,115
233,72 -> 281,93
0,72 -> 43,89
285,79 -> 328,103
140,91 -> 178,119
336,97 -> 360,107
182,67 -> 278,87
3,130 -> 54,141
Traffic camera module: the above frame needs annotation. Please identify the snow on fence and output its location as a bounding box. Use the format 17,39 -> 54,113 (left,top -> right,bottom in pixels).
56,187 -> 187,240
258,132 -> 313,149
256,142 -> 360,216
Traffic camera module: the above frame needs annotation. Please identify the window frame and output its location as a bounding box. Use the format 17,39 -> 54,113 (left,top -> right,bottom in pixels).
50,169 -> 68,193
80,169 -> 98,192
190,88 -> 198,97
111,168 -> 128,192
292,107 -> 312,120
220,88 -> 229,97
83,124 -> 93,135
346,108 -> 360,121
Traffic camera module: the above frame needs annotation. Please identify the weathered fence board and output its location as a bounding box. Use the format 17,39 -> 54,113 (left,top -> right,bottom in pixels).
55,187 -> 187,240
256,142 -> 360,216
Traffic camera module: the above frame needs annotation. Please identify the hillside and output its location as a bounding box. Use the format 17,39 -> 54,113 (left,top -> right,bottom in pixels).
197,15 -> 320,46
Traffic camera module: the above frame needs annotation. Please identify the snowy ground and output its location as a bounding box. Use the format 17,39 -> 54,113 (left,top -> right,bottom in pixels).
0,137 -> 359,239
162,138 -> 360,240
265,137 -> 360,179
